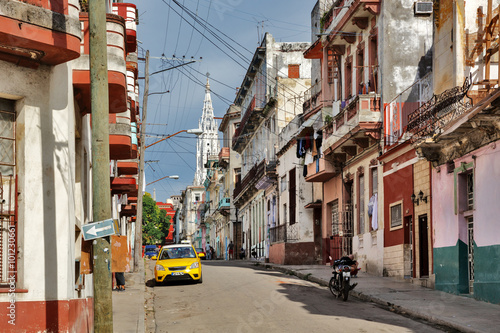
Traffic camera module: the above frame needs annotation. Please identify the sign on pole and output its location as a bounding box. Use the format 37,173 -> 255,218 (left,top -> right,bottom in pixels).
82,218 -> 116,240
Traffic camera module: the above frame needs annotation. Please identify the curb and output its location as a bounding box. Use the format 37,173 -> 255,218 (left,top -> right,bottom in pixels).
255,262 -> 478,333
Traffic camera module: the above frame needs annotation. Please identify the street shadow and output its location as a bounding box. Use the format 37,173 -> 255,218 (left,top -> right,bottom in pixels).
231,265 -> 457,332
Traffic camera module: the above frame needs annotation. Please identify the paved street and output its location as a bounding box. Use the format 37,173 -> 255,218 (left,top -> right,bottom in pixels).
145,260 -> 450,333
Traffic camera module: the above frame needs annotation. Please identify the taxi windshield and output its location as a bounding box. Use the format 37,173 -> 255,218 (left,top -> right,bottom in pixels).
160,247 -> 196,260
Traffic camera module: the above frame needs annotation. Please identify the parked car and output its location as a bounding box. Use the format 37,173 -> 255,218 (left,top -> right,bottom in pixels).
154,244 -> 202,285
195,247 -> 206,259
144,245 -> 158,259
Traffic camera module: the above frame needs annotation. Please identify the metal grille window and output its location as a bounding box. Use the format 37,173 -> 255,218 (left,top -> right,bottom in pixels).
0,98 -> 16,284
331,200 -> 339,235
289,168 -> 296,225
467,172 -> 474,210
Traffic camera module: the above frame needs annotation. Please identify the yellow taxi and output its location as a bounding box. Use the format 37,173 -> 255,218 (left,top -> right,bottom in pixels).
154,243 -> 202,285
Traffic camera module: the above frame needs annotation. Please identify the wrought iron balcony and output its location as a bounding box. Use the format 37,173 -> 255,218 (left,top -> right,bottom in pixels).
234,159 -> 277,206
407,77 -> 472,144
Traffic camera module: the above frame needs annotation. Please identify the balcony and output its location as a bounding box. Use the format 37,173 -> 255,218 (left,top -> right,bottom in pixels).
0,0 -> 81,68
408,79 -> 500,165
218,147 -> 230,168
234,159 -> 276,206
217,197 -> 230,216
322,0 -> 380,35
303,80 -> 323,115
116,161 -> 138,176
131,122 -> 138,159
305,156 -> 339,182
111,176 -> 136,195
323,94 -> 381,159
73,13 -> 127,114
121,203 -> 137,216
112,3 -> 137,54
109,111 -> 132,160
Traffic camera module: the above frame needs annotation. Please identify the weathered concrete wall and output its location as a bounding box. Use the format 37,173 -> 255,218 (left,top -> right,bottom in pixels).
381,0 -> 433,101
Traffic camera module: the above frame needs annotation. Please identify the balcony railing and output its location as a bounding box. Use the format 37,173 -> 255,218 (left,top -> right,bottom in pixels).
407,77 -> 472,144
323,93 -> 381,146
217,197 -> 230,210
303,80 -> 323,115
384,73 -> 433,147
269,223 -> 299,243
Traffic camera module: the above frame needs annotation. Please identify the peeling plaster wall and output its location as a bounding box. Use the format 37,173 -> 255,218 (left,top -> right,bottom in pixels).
381,0 -> 433,101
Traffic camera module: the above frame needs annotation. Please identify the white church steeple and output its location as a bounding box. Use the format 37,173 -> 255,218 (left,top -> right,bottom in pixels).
193,75 -> 220,186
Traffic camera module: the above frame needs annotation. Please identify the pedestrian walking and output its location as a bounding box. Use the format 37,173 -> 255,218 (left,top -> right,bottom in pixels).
210,246 -> 215,260
239,247 -> 245,260
228,241 -> 234,260
114,272 -> 125,291
206,241 -> 211,260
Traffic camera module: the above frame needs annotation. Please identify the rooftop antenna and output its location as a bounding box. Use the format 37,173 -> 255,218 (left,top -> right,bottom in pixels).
254,19 -> 268,44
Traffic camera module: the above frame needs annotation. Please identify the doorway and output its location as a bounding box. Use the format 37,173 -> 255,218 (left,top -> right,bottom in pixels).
418,215 -> 429,277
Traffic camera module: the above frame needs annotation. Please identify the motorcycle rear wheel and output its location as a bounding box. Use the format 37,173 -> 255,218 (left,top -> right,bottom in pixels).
342,280 -> 349,301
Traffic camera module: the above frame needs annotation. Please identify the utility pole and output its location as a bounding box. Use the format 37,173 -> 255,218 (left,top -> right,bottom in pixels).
135,55 -> 200,272
89,0 -> 112,331
134,50 -> 149,272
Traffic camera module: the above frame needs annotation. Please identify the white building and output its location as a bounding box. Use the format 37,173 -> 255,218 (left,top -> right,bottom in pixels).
231,33 -> 311,260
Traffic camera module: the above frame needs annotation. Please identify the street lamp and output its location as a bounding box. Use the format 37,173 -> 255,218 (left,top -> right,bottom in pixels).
145,128 -> 203,149
147,175 -> 180,186
134,125 -> 203,272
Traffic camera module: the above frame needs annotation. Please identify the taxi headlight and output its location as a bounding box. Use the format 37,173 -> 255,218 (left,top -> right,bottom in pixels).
190,262 -> 199,269
155,265 -> 165,271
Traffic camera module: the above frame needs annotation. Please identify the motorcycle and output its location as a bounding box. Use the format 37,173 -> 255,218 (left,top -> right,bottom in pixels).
328,256 -> 358,301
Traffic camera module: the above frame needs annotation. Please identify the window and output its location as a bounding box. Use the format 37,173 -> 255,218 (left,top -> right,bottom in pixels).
234,168 -> 241,185
280,175 -> 287,192
345,56 -> 353,98
359,174 -> 365,234
288,64 -> 300,79
389,201 -> 403,230
289,168 -> 296,225
283,203 -> 287,224
371,167 -> 378,195
331,200 -> 339,235
195,195 -> 200,202
327,48 -> 335,84
0,98 -> 16,285
467,172 -> 474,210
357,46 -> 365,94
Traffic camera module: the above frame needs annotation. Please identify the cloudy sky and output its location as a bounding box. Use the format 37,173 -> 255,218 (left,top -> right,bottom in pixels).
129,0 -> 316,202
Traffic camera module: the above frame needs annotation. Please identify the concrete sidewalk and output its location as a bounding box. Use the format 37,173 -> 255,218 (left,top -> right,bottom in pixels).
112,259 -> 145,333
254,262 -> 500,333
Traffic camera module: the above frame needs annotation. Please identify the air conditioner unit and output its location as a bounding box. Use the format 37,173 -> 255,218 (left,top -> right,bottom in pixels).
414,2 -> 433,15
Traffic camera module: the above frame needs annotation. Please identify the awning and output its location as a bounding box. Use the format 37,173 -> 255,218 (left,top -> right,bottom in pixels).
304,38 -> 323,59
293,111 -> 323,138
